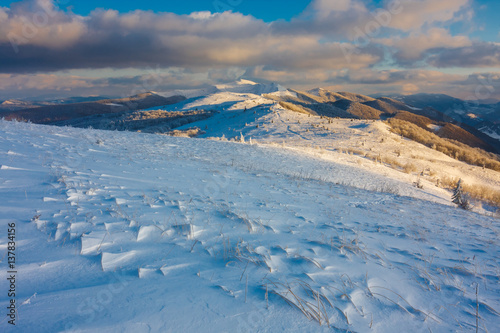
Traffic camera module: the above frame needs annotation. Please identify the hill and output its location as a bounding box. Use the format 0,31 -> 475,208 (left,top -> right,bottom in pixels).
3,93 -> 186,124
362,97 -> 411,115
329,99 -> 383,119
395,93 -> 500,141
0,99 -> 56,112
1,119 -> 499,332
267,88 -> 500,154
2,79 -> 499,181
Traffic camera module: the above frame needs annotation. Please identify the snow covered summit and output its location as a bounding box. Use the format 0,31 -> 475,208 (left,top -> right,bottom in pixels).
215,79 -> 286,95
156,79 -> 286,100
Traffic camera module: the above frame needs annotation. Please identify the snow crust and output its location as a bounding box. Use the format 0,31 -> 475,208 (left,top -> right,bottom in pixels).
1,119 -> 499,332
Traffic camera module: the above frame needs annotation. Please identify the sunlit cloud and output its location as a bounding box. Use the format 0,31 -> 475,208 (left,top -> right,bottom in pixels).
0,0 -> 498,100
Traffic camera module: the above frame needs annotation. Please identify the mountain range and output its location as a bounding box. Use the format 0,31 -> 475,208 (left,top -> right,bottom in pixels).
1,80 -> 500,332
3,80 -> 500,153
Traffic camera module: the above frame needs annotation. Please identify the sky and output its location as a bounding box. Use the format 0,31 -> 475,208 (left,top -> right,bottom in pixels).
0,0 -> 499,100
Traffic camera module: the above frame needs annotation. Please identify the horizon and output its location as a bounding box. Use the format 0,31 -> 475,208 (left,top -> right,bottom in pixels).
1,0 -> 499,101
3,78 -> 500,104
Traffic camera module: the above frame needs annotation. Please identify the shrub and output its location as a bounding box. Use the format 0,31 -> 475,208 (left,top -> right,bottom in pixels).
387,119 -> 500,172
279,102 -> 316,115
440,176 -> 500,208
452,179 -> 471,210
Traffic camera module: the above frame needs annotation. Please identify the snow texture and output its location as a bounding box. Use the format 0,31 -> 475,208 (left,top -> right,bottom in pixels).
1,81 -> 499,332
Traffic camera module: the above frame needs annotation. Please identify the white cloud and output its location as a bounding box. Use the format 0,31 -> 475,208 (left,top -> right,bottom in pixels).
379,28 -> 472,62
428,42 -> 500,68
0,0 -> 496,99
388,0 -> 470,31
0,0 -> 86,49
312,0 -> 353,15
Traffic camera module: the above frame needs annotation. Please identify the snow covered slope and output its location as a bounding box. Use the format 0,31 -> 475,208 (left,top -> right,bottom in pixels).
147,84 -> 500,207
156,79 -> 285,99
1,120 -> 499,332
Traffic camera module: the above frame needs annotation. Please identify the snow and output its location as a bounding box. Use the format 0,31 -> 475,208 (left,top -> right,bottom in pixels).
266,89 -> 298,99
427,124 -> 442,132
215,79 -> 285,95
307,88 -> 323,96
1,119 -> 500,332
157,80 -> 284,100
404,104 -> 422,111
155,88 -> 499,197
479,126 -> 500,141
156,86 -> 219,99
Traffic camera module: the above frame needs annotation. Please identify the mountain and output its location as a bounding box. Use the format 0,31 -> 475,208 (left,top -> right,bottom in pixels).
2,79 -> 500,331
0,99 -> 56,112
390,93 -> 489,121
3,93 -> 186,124
336,91 -> 375,103
0,96 -> 116,113
54,109 -> 215,134
465,98 -> 499,105
261,87 -> 499,154
156,79 -> 285,99
329,99 -> 382,119
363,93 -> 500,151
478,122 -> 500,141
215,79 -> 286,95
362,97 -> 412,115
308,88 -> 376,103
395,93 -> 464,111
1,111 -> 500,332
2,80 -> 499,154
50,96 -> 116,104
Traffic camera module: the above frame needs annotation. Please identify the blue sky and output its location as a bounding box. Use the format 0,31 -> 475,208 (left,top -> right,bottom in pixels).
64,0 -> 312,22
0,0 -> 499,100
57,0 -> 500,40
471,1 -> 500,42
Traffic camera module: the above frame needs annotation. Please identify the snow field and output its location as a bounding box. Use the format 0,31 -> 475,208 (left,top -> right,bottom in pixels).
1,120 -> 499,332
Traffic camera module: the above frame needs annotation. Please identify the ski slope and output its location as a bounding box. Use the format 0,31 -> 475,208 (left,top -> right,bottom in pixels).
1,120 -> 500,332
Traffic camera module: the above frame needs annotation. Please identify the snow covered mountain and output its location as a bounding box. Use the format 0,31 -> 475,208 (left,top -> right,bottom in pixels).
393,93 -> 500,142
0,99 -> 56,112
1,119 -> 500,332
1,78 -> 500,331
2,93 -> 186,124
156,79 -> 286,99
1,79 -> 500,331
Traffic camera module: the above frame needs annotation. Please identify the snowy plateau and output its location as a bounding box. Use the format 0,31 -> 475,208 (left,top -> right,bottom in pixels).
1,80 -> 500,332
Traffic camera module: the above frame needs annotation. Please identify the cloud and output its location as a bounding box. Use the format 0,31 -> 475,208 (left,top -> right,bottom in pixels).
0,0 -> 477,74
0,67 -> 252,99
0,0 -> 496,100
0,1 -> 381,74
270,0 -> 371,38
342,68 -> 463,85
320,69 -> 500,100
0,73 -> 96,94
313,0 -> 353,13
428,42 -> 500,68
387,0 -> 470,31
0,0 -> 86,50
378,28 -> 472,64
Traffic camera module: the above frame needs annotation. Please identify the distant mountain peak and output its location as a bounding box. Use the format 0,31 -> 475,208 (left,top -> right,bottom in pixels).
236,79 -> 258,85
2,99 -> 27,105
214,79 -> 285,95
307,88 -> 323,96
